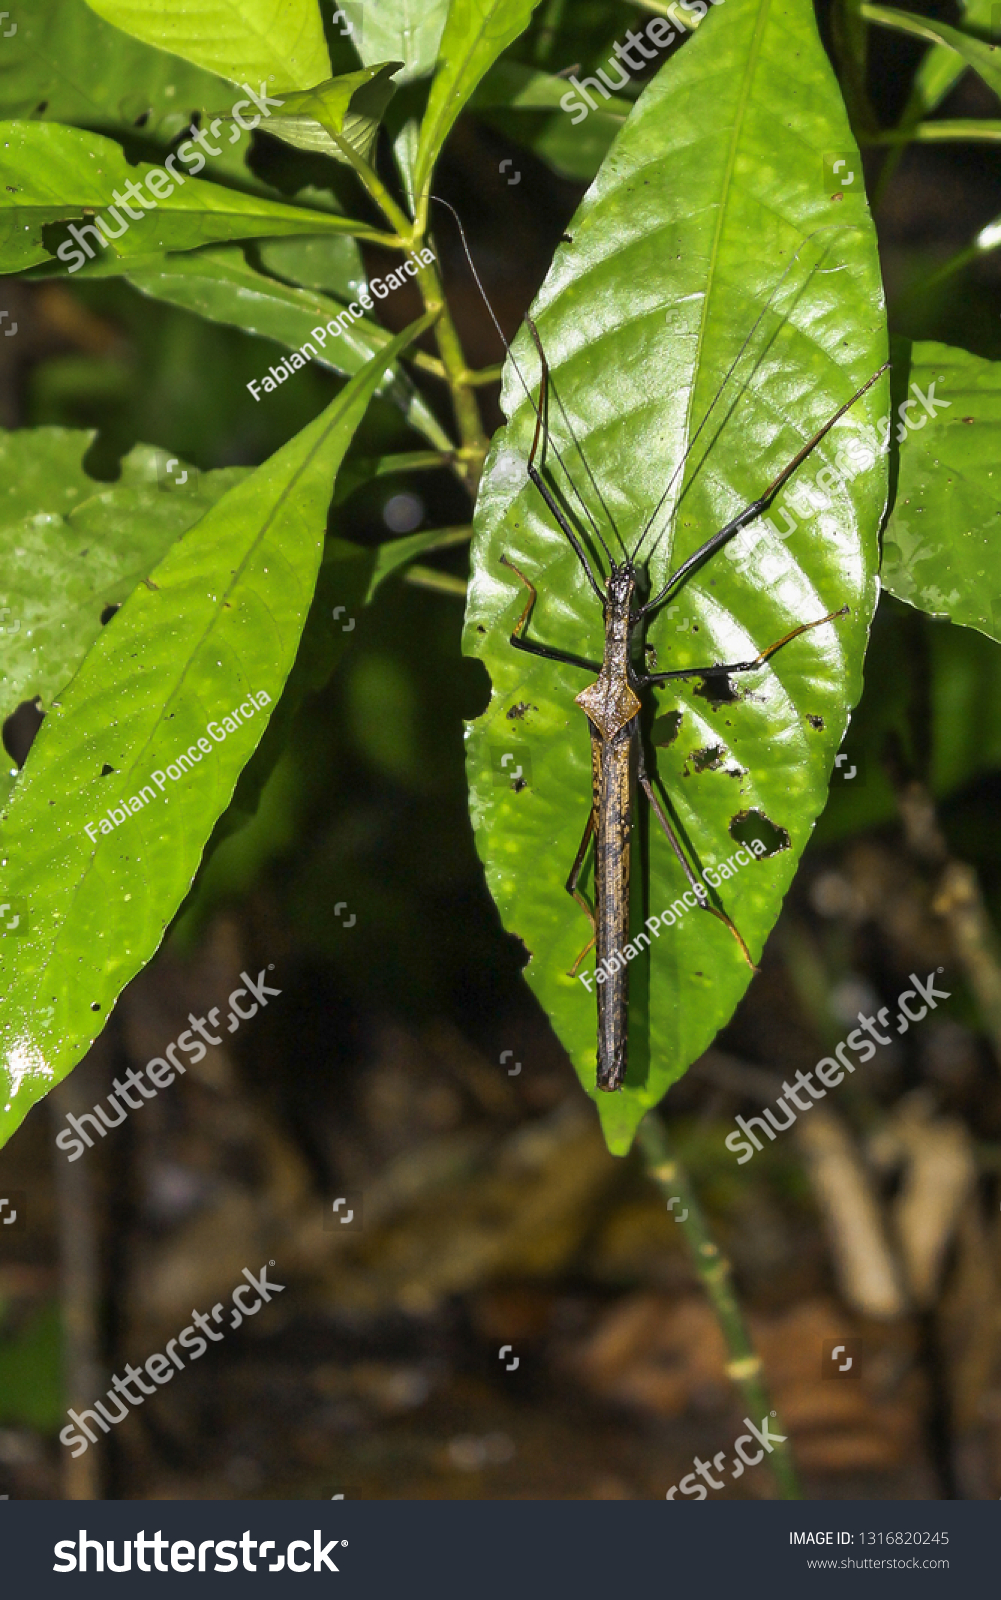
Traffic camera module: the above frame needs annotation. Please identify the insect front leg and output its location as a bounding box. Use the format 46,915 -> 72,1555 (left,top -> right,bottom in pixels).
500,552 -> 601,672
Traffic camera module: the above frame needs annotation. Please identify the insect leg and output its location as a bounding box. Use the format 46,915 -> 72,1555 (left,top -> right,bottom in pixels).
500,552 -> 601,671
565,803 -> 598,977
638,605 -> 849,686
636,742 -> 755,970
638,362 -> 890,618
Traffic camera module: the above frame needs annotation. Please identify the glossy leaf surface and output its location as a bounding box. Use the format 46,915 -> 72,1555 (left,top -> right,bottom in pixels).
464,0 -> 889,1154
82,0 -> 330,91
881,340 -> 1001,640
0,316 -> 431,1152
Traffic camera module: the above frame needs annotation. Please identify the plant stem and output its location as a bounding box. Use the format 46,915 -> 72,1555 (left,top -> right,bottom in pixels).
414,252 -> 489,499
637,1110 -> 802,1500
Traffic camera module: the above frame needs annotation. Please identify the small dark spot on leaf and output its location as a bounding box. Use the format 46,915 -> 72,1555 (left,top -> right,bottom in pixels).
729,808 -> 789,857
100,763 -> 115,777
100,602 -> 120,625
806,714 -> 825,731
652,710 -> 682,747
695,670 -> 740,708
962,416 -> 974,424
561,233 -> 573,244
692,744 -> 724,773
134,110 -> 150,127
506,701 -> 535,721
512,775 -> 527,793
91,1002 -> 101,1011
477,625 -> 486,634
35,101 -> 48,114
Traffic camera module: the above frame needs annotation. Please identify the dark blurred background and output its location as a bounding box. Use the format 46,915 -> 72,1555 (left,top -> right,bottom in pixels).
2,0 -> 1001,1500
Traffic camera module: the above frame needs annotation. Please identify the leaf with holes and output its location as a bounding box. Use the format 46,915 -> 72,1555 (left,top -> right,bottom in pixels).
0,429 -> 247,733
0,315 -> 431,1152
881,340 -> 1001,640
463,0 -> 889,1155
0,0 -> 237,137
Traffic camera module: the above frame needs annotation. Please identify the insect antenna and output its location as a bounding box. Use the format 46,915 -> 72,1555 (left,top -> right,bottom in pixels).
629,227 -> 854,571
430,196 -> 626,568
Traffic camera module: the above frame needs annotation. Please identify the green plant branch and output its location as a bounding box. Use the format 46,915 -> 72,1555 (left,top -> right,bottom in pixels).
637,1111 -> 802,1500
413,250 -> 490,499
402,565 -> 468,595
867,119 -> 1001,144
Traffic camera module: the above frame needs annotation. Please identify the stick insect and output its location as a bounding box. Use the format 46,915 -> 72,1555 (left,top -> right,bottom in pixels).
440,202 -> 888,1093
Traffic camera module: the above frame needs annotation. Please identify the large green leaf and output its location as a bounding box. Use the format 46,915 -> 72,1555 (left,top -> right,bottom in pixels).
0,0 -> 236,137
0,429 -> 246,729
881,341 -> 1001,640
122,246 -> 452,448
0,121 -> 378,276
82,0 -> 330,92
463,0 -> 889,1155
0,315 -> 432,1151
413,0 -> 544,198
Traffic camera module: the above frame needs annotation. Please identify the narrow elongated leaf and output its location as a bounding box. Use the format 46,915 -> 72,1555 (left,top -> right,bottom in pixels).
413,0 -> 543,197
83,0 -> 330,92
123,247 -> 452,447
900,0 -> 999,121
881,341 -> 1001,640
0,0 -> 236,138
0,314 -> 433,1152
262,64 -> 402,164
0,429 -> 245,727
862,4 -> 1001,99
464,0 -> 888,1155
0,122 -> 376,276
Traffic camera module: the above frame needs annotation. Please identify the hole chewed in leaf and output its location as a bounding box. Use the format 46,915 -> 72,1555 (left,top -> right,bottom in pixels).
729,808 -> 789,858
694,670 -> 740,709
691,744 -> 725,773
652,710 -> 682,747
